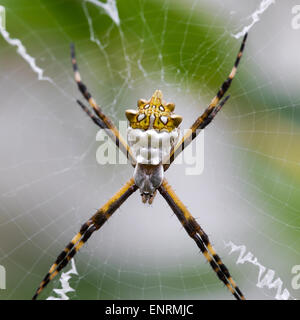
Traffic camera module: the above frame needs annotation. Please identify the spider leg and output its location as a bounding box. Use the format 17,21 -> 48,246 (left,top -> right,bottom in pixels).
32,178 -> 138,300
77,99 -> 107,129
158,179 -> 245,300
70,44 -> 135,164
164,33 -> 248,170
77,99 -> 134,159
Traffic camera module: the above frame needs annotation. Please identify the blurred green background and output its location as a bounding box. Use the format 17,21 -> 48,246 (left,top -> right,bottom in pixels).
0,0 -> 299,300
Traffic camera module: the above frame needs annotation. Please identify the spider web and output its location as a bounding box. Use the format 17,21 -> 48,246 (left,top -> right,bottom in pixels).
0,0 -> 299,300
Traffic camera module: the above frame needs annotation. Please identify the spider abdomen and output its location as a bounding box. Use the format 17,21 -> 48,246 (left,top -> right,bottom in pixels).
128,127 -> 179,203
127,127 -> 179,165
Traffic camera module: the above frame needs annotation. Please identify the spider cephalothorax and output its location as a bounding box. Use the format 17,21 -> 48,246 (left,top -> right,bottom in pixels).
33,34 -> 248,301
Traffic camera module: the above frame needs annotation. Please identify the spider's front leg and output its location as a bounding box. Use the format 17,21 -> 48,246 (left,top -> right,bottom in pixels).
159,179 -> 245,300
32,178 -> 138,300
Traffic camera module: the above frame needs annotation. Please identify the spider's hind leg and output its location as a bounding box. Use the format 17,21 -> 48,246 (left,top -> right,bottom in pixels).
70,44 -> 135,164
164,33 -> 248,171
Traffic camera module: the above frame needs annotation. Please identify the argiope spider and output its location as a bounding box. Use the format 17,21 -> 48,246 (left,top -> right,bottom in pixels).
33,33 -> 248,300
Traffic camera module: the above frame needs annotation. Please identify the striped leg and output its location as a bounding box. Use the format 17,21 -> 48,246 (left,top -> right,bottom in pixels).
70,44 -> 135,164
164,33 -> 248,170
77,99 -> 107,129
159,179 -> 245,300
77,99 -> 131,154
32,178 -> 138,300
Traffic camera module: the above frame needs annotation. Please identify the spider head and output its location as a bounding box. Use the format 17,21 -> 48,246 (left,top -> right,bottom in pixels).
141,191 -> 157,204
125,90 -> 183,132
133,163 -> 163,204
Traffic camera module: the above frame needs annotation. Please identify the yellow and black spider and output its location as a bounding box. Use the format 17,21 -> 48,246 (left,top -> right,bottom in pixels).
33,33 -> 248,300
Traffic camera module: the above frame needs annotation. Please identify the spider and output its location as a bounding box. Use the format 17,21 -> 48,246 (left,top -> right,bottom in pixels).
33,33 -> 248,300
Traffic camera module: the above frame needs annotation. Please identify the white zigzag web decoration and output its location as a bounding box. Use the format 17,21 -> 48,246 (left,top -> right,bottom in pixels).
225,241 -> 293,300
